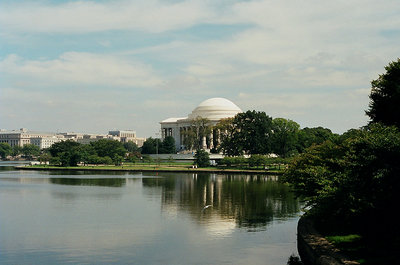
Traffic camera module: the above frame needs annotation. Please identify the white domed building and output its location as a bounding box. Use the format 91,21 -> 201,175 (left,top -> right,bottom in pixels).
160,98 -> 242,151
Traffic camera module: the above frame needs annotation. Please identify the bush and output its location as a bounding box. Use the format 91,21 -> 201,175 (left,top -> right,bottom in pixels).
194,149 -> 210,167
283,123 -> 400,243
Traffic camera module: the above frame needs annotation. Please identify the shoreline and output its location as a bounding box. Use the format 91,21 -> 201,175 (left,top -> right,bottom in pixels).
297,216 -> 360,265
14,165 -> 283,175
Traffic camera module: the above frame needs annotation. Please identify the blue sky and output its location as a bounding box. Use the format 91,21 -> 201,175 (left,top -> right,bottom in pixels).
1,0 -> 399,137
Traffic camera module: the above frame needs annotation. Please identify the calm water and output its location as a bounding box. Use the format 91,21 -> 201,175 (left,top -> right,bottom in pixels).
0,163 -> 302,264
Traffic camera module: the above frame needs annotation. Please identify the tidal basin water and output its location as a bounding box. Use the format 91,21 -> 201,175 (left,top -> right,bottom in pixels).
0,164 -> 302,264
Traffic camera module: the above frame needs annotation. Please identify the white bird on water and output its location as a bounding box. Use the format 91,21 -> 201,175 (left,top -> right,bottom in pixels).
202,205 -> 212,212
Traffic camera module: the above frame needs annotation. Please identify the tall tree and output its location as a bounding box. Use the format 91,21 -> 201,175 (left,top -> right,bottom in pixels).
161,136 -> 176,154
271,118 -> 300,157
297,127 -> 337,153
123,141 -> 139,153
49,140 -> 81,157
219,110 -> 273,155
90,139 -> 126,158
141,137 -> 162,154
21,144 -> 40,159
366,58 -> 400,128
0,143 -> 12,159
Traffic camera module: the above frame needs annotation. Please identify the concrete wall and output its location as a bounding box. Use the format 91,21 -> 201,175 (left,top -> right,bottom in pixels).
297,217 -> 360,265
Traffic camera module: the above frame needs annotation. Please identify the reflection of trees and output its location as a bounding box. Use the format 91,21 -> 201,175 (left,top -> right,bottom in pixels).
48,170 -> 129,176
142,173 -> 300,229
49,178 -> 126,187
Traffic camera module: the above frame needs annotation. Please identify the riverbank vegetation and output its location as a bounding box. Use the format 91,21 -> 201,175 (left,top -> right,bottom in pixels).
282,58 -> 400,264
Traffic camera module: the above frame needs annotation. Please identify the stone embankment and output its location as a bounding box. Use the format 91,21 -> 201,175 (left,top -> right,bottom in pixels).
297,217 -> 360,265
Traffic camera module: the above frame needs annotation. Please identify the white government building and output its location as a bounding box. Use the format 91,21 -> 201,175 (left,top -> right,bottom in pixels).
0,128 -> 145,149
160,98 -> 242,152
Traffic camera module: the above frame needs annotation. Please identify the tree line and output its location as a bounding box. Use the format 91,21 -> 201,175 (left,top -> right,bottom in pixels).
282,58 -> 400,260
0,143 -> 40,160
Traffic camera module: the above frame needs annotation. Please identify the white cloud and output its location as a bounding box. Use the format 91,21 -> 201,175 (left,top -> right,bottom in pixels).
0,52 -> 162,88
0,0 -> 214,34
1,0 -> 399,135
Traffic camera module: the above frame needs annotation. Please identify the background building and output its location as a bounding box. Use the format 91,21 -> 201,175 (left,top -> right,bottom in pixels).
0,128 -> 145,149
109,130 -> 145,146
0,128 -> 61,148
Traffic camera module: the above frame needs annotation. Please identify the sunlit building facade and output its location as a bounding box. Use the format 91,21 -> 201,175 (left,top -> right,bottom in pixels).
160,98 -> 242,151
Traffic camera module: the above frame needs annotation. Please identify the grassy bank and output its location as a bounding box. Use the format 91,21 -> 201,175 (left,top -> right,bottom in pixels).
20,163 -> 285,174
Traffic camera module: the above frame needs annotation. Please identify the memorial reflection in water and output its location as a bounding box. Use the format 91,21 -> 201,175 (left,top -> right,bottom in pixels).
141,172 -> 300,230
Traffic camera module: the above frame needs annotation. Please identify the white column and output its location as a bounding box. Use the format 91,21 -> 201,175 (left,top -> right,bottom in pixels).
209,131 -> 214,149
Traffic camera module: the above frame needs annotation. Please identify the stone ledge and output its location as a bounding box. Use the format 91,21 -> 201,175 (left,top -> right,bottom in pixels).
297,216 -> 360,265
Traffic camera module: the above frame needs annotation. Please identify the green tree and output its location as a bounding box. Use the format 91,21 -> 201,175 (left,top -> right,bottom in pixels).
90,139 -> 126,158
11,145 -> 22,156
113,154 -> 123,166
297,127 -> 337,153
100,156 -> 113,165
271,118 -> 300,157
123,141 -> 139,153
339,124 -> 400,237
194,149 -> 210,167
366,58 -> 400,128
219,110 -> 273,155
48,140 -> 82,166
49,156 -> 61,166
59,149 -> 82,167
79,144 -> 96,166
161,136 -> 176,154
0,143 -> 12,159
283,140 -> 345,201
38,153 -> 52,164
141,137 -> 162,154
49,140 -> 81,157
21,144 -> 40,159
283,124 -> 400,243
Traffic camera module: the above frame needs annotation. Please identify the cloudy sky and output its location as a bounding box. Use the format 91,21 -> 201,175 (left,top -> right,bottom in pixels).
1,0 -> 399,137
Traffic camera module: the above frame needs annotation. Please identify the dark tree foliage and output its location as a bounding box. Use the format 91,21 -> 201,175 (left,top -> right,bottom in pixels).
194,149 -> 210,167
123,141 -> 139,153
49,140 -> 81,157
161,136 -> 176,154
219,110 -> 273,155
366,58 -> 400,128
21,144 -> 40,159
296,127 -> 338,152
59,150 -> 82,167
0,143 -> 12,159
141,137 -> 162,154
12,145 -> 22,156
271,118 -> 300,157
90,139 -> 126,158
283,124 -> 400,243
141,137 -> 176,154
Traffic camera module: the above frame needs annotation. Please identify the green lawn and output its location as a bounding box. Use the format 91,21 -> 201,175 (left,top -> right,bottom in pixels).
325,234 -> 397,264
25,163 -> 285,174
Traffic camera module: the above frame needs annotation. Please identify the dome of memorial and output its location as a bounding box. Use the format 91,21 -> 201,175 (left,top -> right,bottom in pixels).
188,98 -> 242,120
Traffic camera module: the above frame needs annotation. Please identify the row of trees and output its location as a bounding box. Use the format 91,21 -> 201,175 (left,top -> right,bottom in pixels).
216,111 -> 337,157
0,143 -> 40,160
45,139 -> 128,166
141,136 -> 175,154
283,58 -> 400,253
